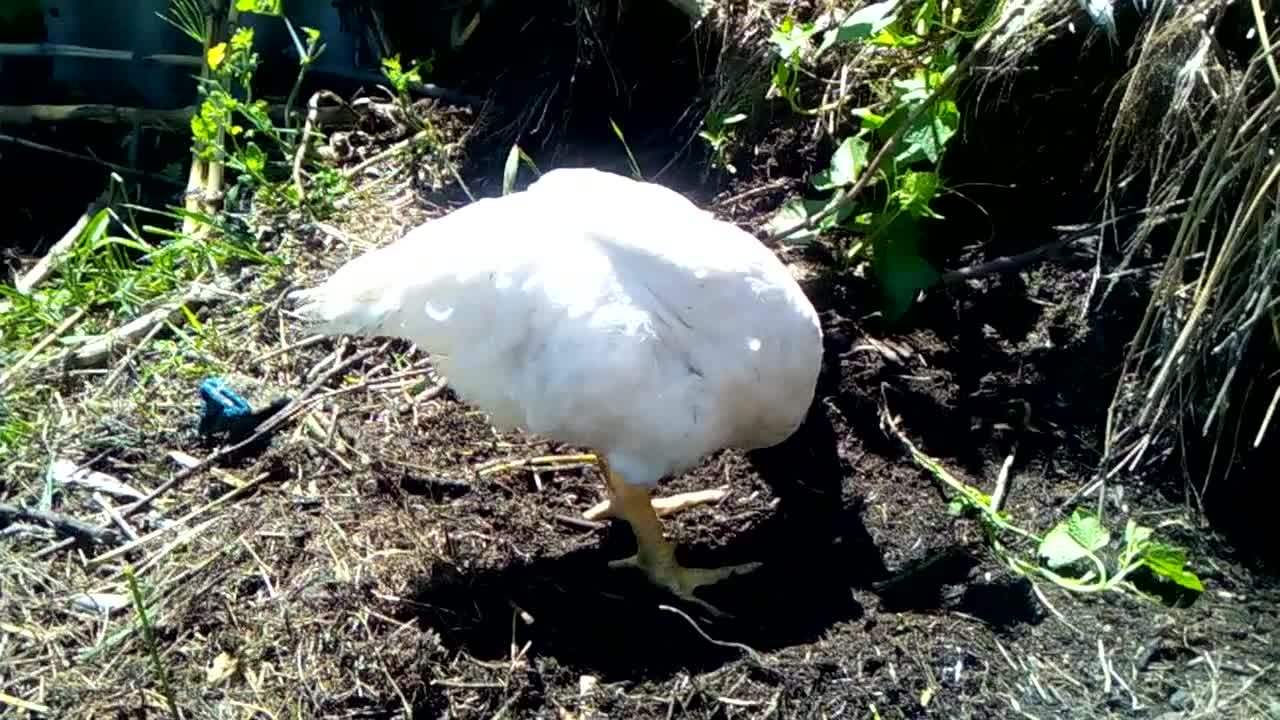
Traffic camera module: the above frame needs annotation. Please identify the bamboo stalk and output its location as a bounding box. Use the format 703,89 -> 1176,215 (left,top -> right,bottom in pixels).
181,12 -> 218,238
0,104 -> 194,126
0,43 -> 202,67
0,103 -> 351,128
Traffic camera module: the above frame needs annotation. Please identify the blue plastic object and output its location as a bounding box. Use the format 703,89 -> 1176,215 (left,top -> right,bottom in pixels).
198,377 -> 254,437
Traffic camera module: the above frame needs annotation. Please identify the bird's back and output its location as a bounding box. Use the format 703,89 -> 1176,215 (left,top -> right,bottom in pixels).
290,169 -> 823,487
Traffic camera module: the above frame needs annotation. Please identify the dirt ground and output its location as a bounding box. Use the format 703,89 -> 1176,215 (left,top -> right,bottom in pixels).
4,100 -> 1280,719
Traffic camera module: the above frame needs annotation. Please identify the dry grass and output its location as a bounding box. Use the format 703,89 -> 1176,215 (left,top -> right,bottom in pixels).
1094,0 -> 1278,496
969,0 -> 1280,505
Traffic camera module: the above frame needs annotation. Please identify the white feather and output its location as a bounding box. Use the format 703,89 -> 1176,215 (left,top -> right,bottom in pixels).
290,168 -> 823,488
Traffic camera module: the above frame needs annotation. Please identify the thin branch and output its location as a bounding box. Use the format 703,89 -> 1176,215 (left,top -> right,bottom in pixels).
0,503 -> 119,545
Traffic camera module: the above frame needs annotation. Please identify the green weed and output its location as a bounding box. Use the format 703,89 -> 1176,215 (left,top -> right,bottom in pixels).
886,410 -> 1205,607
749,0 -> 998,320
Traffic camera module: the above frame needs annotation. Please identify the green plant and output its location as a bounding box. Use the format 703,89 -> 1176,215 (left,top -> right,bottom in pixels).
887,411 -> 1204,606
502,142 -> 542,195
380,53 -> 432,103
757,0 -> 990,320
609,118 -> 644,180
124,564 -> 179,717
698,111 -> 748,174
175,0 -> 327,212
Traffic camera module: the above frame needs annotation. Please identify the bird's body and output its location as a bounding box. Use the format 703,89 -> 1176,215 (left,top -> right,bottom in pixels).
290,168 -> 823,612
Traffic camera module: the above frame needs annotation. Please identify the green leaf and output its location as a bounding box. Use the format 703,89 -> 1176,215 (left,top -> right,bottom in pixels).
502,143 -> 522,196
871,25 -> 921,48
767,198 -> 823,244
236,0 -> 281,15
1039,522 -> 1089,570
1039,508 -> 1110,569
900,98 -> 960,166
302,26 -> 321,45
79,207 -> 112,249
1141,543 -> 1205,592
770,16 -> 819,59
813,137 -> 869,191
1066,509 -> 1111,553
241,141 -> 266,175
722,112 -> 748,126
852,108 -> 887,129
1124,518 -> 1152,548
870,213 -> 938,321
893,170 -> 942,218
817,0 -> 900,54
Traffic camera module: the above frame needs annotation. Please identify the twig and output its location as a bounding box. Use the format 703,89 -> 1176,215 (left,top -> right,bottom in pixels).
475,453 -> 599,478
658,604 -> 765,664
0,692 -> 50,714
553,515 -> 606,531
0,502 -> 118,545
61,285 -> 223,369
292,91 -> 345,202
253,333 -> 327,363
941,233 -> 1095,285
95,320 -> 166,397
991,452 -> 1015,514
92,473 -> 269,567
344,128 -> 430,178
0,133 -> 185,186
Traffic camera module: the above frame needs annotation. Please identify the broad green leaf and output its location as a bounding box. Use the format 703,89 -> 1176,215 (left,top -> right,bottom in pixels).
767,198 -> 823,244
1141,543 -> 1205,592
241,141 -> 266,175
722,112 -> 748,125
893,171 -> 942,218
1039,509 -> 1110,569
1066,509 -> 1111,553
302,26 -> 321,45
817,0 -> 900,54
1124,518 -> 1152,547
1039,521 -> 1090,570
813,137 -> 869,190
870,213 -> 938,321
896,98 -> 959,165
770,16 -> 818,59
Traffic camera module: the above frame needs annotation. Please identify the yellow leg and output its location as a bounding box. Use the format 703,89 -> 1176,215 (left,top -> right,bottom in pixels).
599,461 -> 760,615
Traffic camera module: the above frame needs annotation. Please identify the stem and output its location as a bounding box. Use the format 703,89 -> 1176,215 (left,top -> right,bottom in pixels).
124,565 -> 180,718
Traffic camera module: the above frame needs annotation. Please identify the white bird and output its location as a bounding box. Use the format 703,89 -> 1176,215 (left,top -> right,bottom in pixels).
288,167 -> 824,613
